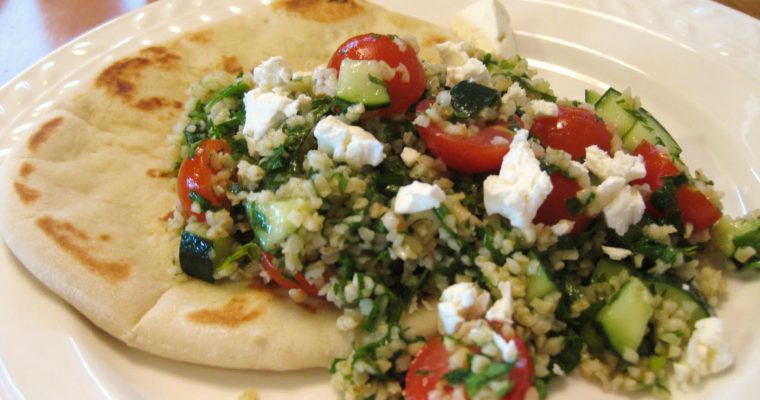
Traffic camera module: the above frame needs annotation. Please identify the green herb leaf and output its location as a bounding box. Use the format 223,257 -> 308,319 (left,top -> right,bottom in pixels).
189,190 -> 212,211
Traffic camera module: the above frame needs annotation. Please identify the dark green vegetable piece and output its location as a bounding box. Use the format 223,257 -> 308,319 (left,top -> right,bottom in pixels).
712,214 -> 760,269
179,230 -> 230,283
450,81 -> 501,120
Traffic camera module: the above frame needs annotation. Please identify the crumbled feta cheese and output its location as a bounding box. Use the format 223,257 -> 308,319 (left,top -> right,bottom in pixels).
674,317 -> 734,386
484,129 -> 553,229
253,56 -> 292,90
604,184 -> 645,236
499,82 -> 528,117
438,282 -> 491,335
584,145 -> 646,182
492,333 -> 519,363
451,0 -> 517,59
313,65 -> 338,97
436,41 -> 470,67
313,116 -> 385,168
485,281 -> 513,323
394,181 -> 446,214
282,94 -> 311,117
400,147 -> 422,167
529,100 -> 559,118
446,57 -> 492,87
242,88 -> 294,140
593,176 -> 627,212
601,245 -> 632,260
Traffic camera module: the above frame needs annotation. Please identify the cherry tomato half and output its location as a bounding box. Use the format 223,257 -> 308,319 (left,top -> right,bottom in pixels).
261,252 -> 320,297
414,101 -> 520,173
406,332 -> 533,400
676,185 -> 722,232
530,105 -> 612,160
328,33 -> 426,116
177,139 -> 232,222
534,172 -> 590,232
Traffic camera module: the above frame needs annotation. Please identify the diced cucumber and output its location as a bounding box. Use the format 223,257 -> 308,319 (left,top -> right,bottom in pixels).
712,214 -> 760,269
246,199 -> 301,251
336,59 -> 391,109
526,256 -> 558,301
644,278 -> 710,326
596,277 -> 654,360
591,258 -> 629,284
585,89 -> 602,105
594,88 -> 639,136
621,110 -> 682,157
178,230 -> 232,283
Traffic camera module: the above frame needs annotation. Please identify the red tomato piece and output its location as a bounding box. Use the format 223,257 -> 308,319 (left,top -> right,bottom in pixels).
534,172 -> 590,232
417,121 -> 515,174
406,332 -> 533,400
631,140 -> 680,191
328,33 -> 426,116
676,185 -> 722,231
177,139 -> 232,222
261,252 -> 320,297
530,105 -> 612,160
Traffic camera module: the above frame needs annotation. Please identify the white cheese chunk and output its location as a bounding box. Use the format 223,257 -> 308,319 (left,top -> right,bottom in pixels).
312,65 -> 338,97
585,145 -> 646,182
451,0 -> 517,59
253,56 -> 293,91
604,184 -> 645,236
394,181 -> 446,214
529,100 -> 559,118
674,317 -> 734,386
484,129 -> 553,229
446,57 -> 492,87
436,41 -> 470,67
242,88 -> 293,140
485,281 -> 513,324
313,116 -> 385,168
438,282 -> 491,335
492,333 -> 519,363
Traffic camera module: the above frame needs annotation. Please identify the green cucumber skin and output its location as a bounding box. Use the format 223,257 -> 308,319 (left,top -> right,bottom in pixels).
246,199 -> 301,252
526,260 -> 558,301
712,215 -> 760,268
336,60 -> 391,109
644,279 -> 710,326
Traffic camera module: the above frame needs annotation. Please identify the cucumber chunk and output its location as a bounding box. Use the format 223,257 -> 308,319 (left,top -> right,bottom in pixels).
246,199 -> 302,251
591,258 -> 629,284
336,59 -> 391,109
596,277 -> 654,360
594,88 -> 638,136
644,278 -> 710,326
712,214 -> 760,269
585,89 -> 602,105
621,110 -> 682,157
526,256 -> 558,301
179,230 -> 232,283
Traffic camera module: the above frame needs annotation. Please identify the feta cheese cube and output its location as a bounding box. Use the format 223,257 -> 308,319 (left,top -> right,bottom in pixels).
242,88 -> 293,140
484,129 -> 553,229
438,282 -> 491,335
451,0 -> 517,59
674,317 -> 734,386
529,100 -> 559,118
446,57 -> 492,87
485,281 -> 513,323
313,116 -> 385,168
394,181 -> 446,214
604,184 -> 645,236
585,145 -> 646,182
253,56 -> 293,91
313,65 -> 338,97
436,41 -> 470,67
492,333 -> 519,363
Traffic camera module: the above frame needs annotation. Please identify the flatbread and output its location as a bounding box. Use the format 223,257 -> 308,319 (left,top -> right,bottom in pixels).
0,0 -> 448,370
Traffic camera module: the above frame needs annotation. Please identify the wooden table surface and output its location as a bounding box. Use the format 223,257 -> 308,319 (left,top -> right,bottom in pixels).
0,0 -> 758,86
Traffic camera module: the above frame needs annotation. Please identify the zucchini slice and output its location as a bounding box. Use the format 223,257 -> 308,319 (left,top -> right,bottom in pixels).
179,230 -> 232,283
596,277 -> 654,360
336,59 -> 391,109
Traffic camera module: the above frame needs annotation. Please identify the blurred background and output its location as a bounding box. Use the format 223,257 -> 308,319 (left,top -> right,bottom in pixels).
0,0 -> 758,85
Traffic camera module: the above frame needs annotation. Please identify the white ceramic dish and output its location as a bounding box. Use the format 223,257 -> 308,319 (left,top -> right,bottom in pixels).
1,0 -> 759,398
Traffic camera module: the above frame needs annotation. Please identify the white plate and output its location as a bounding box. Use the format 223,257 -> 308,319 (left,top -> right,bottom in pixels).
1,0 -> 759,399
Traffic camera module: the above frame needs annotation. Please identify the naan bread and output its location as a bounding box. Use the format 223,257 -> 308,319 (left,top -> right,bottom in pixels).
0,0 -> 449,370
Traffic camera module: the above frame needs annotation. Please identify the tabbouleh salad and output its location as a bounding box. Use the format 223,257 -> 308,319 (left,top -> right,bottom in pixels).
166,18 -> 760,400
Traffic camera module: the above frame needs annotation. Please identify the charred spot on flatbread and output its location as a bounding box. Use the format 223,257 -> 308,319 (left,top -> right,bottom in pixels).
146,168 -> 171,178
187,296 -> 263,328
18,162 -> 35,179
187,30 -> 213,44
423,33 -> 448,47
28,117 -> 64,152
220,55 -> 244,75
99,234 -> 111,241
13,182 -> 40,204
274,0 -> 364,23
35,216 -> 130,283
95,46 -> 183,111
